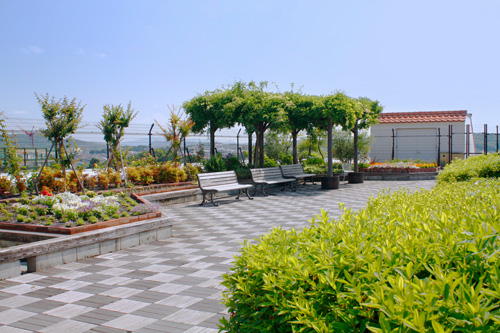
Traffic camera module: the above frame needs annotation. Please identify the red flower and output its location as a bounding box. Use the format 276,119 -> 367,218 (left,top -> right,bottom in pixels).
41,190 -> 52,196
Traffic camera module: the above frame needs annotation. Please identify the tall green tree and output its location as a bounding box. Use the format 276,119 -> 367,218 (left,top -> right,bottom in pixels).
156,105 -> 194,165
230,81 -> 289,168
311,92 -> 355,177
36,93 -> 85,188
344,97 -> 383,172
97,101 -> 138,172
183,87 -> 236,157
284,91 -> 315,164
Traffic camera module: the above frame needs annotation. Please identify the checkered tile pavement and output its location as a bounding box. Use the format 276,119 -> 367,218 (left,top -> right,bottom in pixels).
0,180 -> 435,332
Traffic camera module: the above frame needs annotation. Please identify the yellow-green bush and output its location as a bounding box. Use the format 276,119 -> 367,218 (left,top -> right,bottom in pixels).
437,153 -> 500,183
221,179 -> 500,332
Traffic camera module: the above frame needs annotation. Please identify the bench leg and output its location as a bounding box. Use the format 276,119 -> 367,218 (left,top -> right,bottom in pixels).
200,192 -> 207,206
209,192 -> 218,206
236,188 -> 254,200
291,181 -> 296,191
200,191 -> 218,207
253,184 -> 268,197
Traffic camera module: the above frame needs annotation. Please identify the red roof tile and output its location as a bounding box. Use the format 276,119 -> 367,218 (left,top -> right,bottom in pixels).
377,110 -> 467,124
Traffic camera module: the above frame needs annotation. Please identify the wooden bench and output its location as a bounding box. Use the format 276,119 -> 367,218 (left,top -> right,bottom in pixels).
250,167 -> 296,196
196,171 -> 253,206
280,164 -> 316,185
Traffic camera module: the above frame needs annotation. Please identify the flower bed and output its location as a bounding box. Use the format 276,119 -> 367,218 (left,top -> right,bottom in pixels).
362,162 -> 439,173
0,191 -> 161,235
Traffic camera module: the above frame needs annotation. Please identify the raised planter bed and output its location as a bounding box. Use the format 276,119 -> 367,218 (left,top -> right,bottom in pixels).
360,167 -> 439,180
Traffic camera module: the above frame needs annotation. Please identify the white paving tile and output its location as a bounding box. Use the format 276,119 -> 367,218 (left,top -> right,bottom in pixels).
0,326 -> 32,333
0,295 -> 40,308
1,284 -> 44,295
99,287 -> 143,298
51,280 -> 92,290
101,299 -> 149,313
44,303 -> 94,318
164,308 -> 215,325
53,271 -> 91,279
139,264 -> 175,273
103,314 -> 157,331
98,267 -> 134,276
144,273 -> 182,283
39,319 -> 96,333
99,276 -> 137,286
47,290 -> 93,303
150,283 -> 191,294
188,269 -> 223,279
0,309 -> 36,325
7,273 -> 46,283
156,295 -> 202,308
95,259 -> 130,267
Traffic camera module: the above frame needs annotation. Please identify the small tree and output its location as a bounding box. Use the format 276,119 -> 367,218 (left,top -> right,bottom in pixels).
0,112 -> 22,177
36,93 -> 85,190
156,105 -> 194,165
97,102 -> 138,172
332,128 -> 371,164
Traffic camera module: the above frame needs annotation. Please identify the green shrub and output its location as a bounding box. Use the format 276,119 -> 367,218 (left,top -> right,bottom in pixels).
264,155 -> 279,167
88,216 -> 98,224
437,153 -> 500,183
221,179 -> 500,332
203,154 -> 226,172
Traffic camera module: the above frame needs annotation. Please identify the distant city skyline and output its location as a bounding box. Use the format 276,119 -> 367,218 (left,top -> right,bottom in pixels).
1,1 -> 499,129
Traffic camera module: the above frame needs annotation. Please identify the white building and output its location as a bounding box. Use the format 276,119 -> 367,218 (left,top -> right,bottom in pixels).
370,110 -> 475,164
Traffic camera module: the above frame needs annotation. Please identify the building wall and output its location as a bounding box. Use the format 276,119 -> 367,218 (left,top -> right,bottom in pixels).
370,122 -> 466,163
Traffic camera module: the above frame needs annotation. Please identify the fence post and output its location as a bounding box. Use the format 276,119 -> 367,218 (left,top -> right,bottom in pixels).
497,125 -> 499,153
437,128 -> 441,165
484,124 -> 488,154
466,125 -> 470,158
148,123 -> 154,155
391,129 -> 395,161
448,125 -> 452,164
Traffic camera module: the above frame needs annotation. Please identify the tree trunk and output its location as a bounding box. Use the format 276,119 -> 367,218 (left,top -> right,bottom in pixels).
353,121 -> 359,172
327,120 -> 333,178
259,131 -> 265,168
210,123 -> 216,158
292,131 -> 298,164
248,132 -> 253,166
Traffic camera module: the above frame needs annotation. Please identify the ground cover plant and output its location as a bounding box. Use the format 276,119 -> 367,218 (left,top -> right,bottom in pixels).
0,191 -> 159,227
437,153 -> 500,183
221,178 -> 500,332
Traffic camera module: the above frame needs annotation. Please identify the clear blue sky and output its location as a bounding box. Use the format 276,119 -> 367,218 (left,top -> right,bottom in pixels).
1,0 -> 499,130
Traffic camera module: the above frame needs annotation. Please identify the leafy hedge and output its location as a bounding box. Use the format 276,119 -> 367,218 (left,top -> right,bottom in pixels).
437,153 -> 500,183
221,179 -> 500,332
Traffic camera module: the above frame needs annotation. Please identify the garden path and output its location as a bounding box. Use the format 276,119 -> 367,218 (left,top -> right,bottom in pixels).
0,180 -> 435,332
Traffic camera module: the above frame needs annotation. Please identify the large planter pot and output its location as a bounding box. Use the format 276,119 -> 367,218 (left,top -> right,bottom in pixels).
348,172 -> 364,184
321,176 -> 339,190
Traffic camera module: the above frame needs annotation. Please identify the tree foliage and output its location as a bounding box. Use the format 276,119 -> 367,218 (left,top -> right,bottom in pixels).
0,112 -> 22,178
97,101 -> 138,171
36,93 -> 85,187
156,105 -> 194,165
183,87 -> 236,157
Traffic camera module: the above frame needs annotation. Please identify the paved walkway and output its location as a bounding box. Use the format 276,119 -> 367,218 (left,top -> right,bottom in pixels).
0,180 -> 435,332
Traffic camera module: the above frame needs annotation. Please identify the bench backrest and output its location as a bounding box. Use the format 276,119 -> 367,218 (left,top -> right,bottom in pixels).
280,164 -> 305,177
250,167 -> 284,181
197,171 -> 239,189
